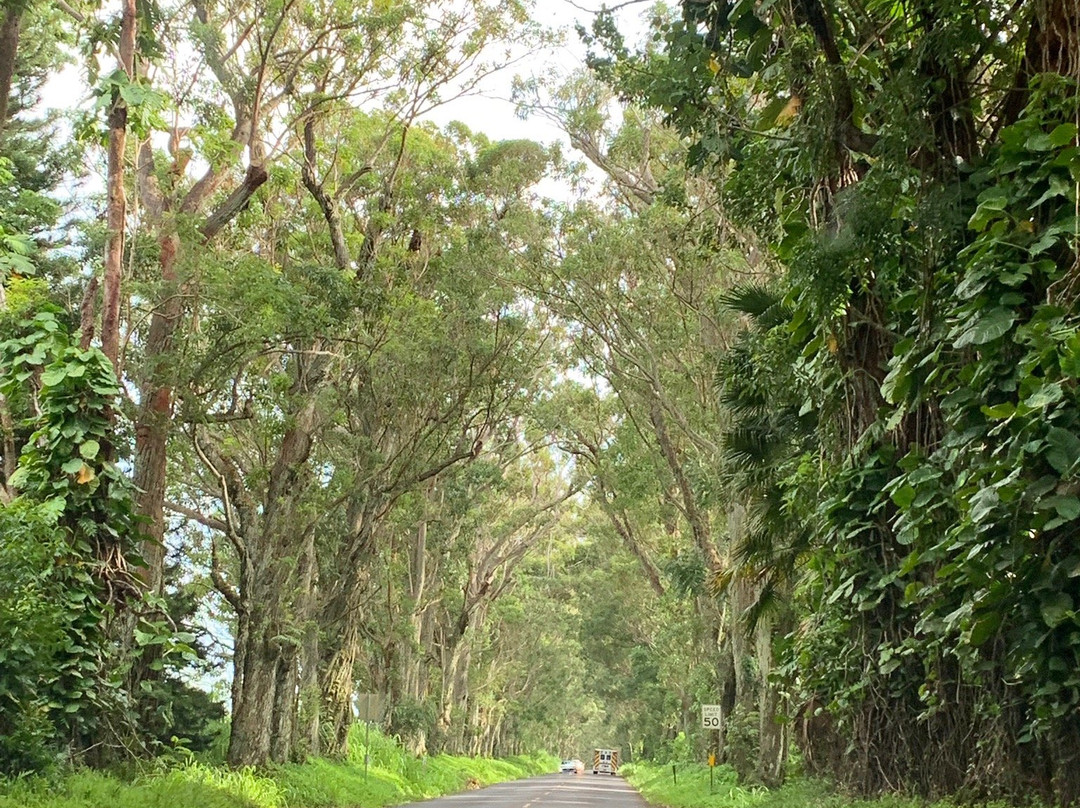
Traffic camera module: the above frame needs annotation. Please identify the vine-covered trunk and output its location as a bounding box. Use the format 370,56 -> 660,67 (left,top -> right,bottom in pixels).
100,0 -> 135,371
756,615 -> 787,787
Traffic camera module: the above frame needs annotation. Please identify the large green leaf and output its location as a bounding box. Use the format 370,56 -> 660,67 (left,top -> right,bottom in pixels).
1045,428 -> 1080,475
953,307 -> 1017,348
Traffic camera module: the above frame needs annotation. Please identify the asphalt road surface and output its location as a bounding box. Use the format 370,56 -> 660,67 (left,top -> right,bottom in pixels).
397,773 -> 650,808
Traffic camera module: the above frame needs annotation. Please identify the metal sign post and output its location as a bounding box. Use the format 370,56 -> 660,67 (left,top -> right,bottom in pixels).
355,693 -> 387,782
702,704 -> 722,793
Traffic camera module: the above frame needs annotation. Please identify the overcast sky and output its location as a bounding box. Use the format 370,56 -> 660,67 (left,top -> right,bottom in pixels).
419,0 -> 652,147
43,0 -> 654,209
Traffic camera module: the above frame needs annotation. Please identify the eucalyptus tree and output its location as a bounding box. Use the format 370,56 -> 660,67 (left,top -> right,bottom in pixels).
522,67 -> 830,780
49,0 -> 550,765
434,448 -> 577,750
164,108 -> 562,764
75,0 -> 545,609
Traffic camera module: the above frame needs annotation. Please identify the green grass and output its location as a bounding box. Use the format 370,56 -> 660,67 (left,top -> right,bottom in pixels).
0,728 -> 558,808
620,761 -> 1027,808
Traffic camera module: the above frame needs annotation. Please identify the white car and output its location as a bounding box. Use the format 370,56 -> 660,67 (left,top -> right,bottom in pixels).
560,759 -> 584,773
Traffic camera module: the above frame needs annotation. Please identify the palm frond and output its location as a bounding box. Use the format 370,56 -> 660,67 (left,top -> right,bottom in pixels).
718,282 -> 792,330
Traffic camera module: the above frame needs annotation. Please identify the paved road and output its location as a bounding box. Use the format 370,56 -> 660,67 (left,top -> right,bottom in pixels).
398,773 -> 650,808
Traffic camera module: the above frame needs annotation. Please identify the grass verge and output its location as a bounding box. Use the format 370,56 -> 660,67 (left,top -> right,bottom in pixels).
620,761 -> 1030,808
0,727 -> 557,808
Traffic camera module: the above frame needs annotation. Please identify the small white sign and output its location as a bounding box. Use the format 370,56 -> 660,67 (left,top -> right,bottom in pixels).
701,704 -> 723,729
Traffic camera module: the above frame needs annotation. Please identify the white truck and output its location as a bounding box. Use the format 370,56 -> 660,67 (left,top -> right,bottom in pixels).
592,748 -> 619,775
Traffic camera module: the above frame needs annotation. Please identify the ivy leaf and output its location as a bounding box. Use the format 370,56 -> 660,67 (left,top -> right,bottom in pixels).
1048,123 -> 1078,147
968,611 -> 1001,647
40,366 -> 69,386
969,486 -> 999,523
1025,383 -> 1064,409
79,440 -> 100,460
891,484 -> 916,510
61,458 -> 84,474
1030,175 -> 1072,209
1038,495 -> 1080,521
1040,592 -> 1073,628
881,363 -> 911,405
968,192 -> 1008,231
953,307 -> 1017,348
1045,428 -> 1080,475
981,402 -> 1015,420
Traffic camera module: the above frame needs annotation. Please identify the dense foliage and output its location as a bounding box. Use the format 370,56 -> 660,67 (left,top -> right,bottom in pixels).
0,0 -> 1078,805
577,0 -> 1080,801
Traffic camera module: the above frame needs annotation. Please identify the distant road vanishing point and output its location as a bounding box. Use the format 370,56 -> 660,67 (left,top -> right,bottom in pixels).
396,772 -> 650,808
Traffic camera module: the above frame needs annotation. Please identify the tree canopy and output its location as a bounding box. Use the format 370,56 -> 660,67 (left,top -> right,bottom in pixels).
0,0 -> 1078,804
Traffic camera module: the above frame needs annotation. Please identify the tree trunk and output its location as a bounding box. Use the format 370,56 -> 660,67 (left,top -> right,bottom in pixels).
132,230 -> 181,595
319,501 -> 381,757
756,615 -> 786,787
296,537 -> 321,758
271,640 -> 299,762
228,388 -> 323,766
321,622 -> 360,756
648,393 -> 723,575
0,5 -> 22,140
101,0 -> 137,370
228,621 -> 280,767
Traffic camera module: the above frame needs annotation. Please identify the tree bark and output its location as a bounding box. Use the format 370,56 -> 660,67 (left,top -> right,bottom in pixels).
228,618 -> 281,767
1001,0 -> 1080,126
0,5 -> 22,141
318,498 -> 380,757
228,389 -> 324,766
100,0 -> 137,371
131,228 -> 180,594
756,615 -> 785,787
300,119 -> 350,270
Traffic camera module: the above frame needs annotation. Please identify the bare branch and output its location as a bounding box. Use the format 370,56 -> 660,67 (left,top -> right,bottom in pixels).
165,500 -> 228,533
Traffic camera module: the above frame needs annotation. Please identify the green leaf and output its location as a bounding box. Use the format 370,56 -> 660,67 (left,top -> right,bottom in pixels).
1026,132 -> 1054,151
1025,383 -> 1064,409
39,366 -> 69,386
969,486 -> 999,523
891,484 -> 916,510
1048,123 -> 1078,147
61,457 -> 84,474
968,611 -> 1001,647
881,363 -> 911,405
79,440 -> 101,460
981,402 -> 1015,420
954,307 -> 1017,348
968,191 -> 1008,230
1045,427 -> 1080,475
1030,174 -> 1072,209
1040,592 -> 1072,627
1039,495 -> 1080,521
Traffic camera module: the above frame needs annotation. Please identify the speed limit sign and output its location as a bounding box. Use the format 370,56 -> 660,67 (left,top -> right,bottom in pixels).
701,704 -> 722,729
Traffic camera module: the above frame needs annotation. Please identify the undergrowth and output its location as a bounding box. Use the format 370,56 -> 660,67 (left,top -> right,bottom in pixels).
620,762 -> 1039,808
0,726 -> 556,808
